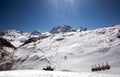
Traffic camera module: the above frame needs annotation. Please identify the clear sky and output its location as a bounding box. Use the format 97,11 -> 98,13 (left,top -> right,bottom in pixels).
0,0 -> 120,32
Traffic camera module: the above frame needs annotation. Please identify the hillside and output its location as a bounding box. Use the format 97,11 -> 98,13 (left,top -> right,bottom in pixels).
0,25 -> 120,77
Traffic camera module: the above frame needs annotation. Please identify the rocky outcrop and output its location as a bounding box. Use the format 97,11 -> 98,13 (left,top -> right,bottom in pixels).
0,37 -> 16,71
0,38 -> 16,49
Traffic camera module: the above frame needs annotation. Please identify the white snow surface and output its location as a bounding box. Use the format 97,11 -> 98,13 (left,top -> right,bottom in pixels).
1,25 -> 120,77
0,70 -> 120,77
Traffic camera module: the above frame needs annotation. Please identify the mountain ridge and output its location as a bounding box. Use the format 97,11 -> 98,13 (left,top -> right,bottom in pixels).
0,25 -> 120,76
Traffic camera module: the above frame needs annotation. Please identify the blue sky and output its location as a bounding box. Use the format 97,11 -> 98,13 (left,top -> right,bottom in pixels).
0,0 -> 120,32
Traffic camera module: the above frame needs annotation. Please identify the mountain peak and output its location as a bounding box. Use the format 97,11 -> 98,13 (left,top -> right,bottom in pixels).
0,29 -> 23,36
30,29 -> 41,38
50,25 -> 76,34
31,29 -> 41,35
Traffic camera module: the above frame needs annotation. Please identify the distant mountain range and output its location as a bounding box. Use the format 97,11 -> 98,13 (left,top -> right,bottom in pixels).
0,25 -> 120,76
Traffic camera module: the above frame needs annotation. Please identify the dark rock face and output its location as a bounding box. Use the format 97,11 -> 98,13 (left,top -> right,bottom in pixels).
55,38 -> 64,41
0,38 -> 16,49
117,29 -> 120,38
20,37 -> 40,47
20,34 -> 50,47
0,38 -> 15,71
0,58 -> 14,71
79,27 -> 87,32
50,25 -> 76,34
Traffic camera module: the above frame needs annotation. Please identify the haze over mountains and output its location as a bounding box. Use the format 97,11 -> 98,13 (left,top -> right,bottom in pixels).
0,25 -> 120,77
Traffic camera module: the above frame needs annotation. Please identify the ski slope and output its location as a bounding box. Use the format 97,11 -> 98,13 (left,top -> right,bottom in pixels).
0,25 -> 120,77
0,70 -> 120,77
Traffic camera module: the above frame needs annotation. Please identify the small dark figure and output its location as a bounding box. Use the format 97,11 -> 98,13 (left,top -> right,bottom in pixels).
94,64 -> 98,71
97,63 -> 101,71
105,61 -> 110,70
91,65 -> 95,72
101,62 -> 106,70
43,66 -> 54,71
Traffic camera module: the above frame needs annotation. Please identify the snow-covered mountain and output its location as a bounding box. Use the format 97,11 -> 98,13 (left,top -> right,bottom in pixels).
0,30 -> 30,47
0,25 -> 120,77
29,30 -> 41,38
50,25 -> 76,34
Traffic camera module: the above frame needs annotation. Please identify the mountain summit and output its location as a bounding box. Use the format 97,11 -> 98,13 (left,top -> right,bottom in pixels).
29,29 -> 41,38
0,30 -> 23,37
31,29 -> 41,35
50,25 -> 76,34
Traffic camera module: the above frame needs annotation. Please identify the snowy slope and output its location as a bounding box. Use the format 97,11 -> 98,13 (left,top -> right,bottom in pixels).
8,25 -> 120,76
0,70 -> 120,77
